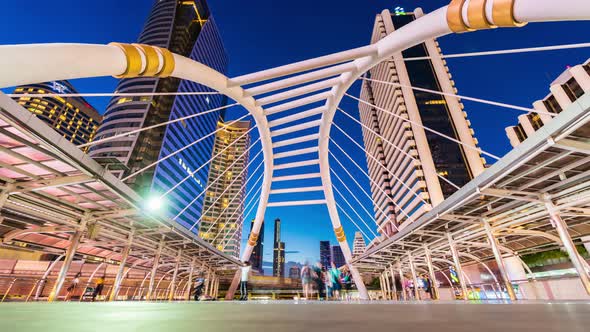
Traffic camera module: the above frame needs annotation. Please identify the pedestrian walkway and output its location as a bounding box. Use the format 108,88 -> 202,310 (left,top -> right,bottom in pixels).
1,301 -> 588,331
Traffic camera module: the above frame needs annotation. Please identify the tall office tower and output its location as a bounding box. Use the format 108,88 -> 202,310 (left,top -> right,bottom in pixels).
331,245 -> 346,268
249,219 -> 264,274
12,81 -> 101,151
359,8 -> 485,237
89,0 -> 228,231
352,231 -> 367,258
319,241 -> 332,268
506,59 -> 590,147
200,121 -> 251,257
273,218 -> 285,277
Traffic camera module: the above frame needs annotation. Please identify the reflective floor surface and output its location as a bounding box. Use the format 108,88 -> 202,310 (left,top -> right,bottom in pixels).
1,301 -> 589,332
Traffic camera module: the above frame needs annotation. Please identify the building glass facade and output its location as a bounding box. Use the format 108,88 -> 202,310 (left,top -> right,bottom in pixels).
13,81 -> 101,151
249,219 -> 264,274
319,240 -> 331,269
359,9 -> 483,237
89,0 -> 228,232
199,120 -> 251,258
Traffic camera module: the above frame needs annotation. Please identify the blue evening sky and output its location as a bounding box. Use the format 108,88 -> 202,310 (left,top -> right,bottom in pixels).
2,1 -> 590,266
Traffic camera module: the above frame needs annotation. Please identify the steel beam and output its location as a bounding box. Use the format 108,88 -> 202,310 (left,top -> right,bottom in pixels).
544,197 -> 590,295
447,233 -> 469,300
47,214 -> 88,302
483,219 -> 517,301
146,237 -> 165,300
423,245 -> 439,300
109,230 -> 134,301
407,251 -> 421,300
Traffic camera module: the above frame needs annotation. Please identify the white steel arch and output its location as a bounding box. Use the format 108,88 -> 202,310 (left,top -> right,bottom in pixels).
1,0 -> 589,300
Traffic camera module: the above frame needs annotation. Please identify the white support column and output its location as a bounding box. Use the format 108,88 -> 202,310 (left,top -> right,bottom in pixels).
168,248 -> 183,301
423,245 -> 439,300
379,273 -> 387,300
384,270 -> 392,300
147,237 -> 165,300
389,266 -> 398,301
447,233 -> 469,300
398,265 -> 406,301
543,196 -> 590,295
48,214 -> 88,302
185,258 -> 196,301
407,251 -> 421,301
204,271 -> 211,296
109,229 -> 134,301
482,219 -> 517,301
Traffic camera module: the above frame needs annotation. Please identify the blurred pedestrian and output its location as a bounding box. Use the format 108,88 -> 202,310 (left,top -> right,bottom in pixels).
341,268 -> 352,301
240,261 -> 252,301
301,262 -> 312,299
92,275 -> 105,301
311,262 -> 325,300
329,263 -> 342,300
66,272 -> 81,300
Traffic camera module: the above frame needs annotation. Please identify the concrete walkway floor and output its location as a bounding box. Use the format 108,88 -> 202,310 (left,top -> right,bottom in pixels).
0,301 -> 589,332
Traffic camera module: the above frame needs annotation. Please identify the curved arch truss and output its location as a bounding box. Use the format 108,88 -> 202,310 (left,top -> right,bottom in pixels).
0,0 -> 589,300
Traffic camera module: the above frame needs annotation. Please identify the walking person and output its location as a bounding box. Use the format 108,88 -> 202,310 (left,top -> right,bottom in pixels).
301,262 -> 312,300
423,275 -> 432,299
328,263 -> 342,300
240,261 -> 251,301
311,262 -> 325,300
92,275 -> 105,302
341,268 -> 353,301
66,272 -> 81,301
193,278 -> 204,301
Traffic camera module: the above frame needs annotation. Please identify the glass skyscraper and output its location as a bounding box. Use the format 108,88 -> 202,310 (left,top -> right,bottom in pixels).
89,0 -> 228,232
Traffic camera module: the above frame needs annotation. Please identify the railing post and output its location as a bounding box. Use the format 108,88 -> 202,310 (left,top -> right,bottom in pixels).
543,195 -> 590,295
48,214 -> 89,302
389,265 -> 398,301
1,278 -> 17,302
447,232 -> 469,301
482,218 -> 517,300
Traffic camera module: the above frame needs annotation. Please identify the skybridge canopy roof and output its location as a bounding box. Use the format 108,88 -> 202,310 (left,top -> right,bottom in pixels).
353,94 -> 590,273
0,93 -> 241,274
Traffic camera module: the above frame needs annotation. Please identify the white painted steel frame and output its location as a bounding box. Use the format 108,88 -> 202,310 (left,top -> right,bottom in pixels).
0,0 -> 589,300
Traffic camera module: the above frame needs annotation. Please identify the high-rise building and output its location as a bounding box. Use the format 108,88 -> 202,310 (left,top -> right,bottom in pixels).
352,231 -> 367,258
200,120 -> 251,257
359,8 -> 485,237
12,81 -> 101,151
273,218 -> 285,277
89,0 -> 228,232
331,245 -> 346,268
506,59 -> 590,147
289,265 -> 301,280
319,241 -> 331,268
249,219 -> 264,274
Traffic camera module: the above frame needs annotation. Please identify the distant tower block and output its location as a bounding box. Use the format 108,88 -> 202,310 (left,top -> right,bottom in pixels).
352,232 -> 367,258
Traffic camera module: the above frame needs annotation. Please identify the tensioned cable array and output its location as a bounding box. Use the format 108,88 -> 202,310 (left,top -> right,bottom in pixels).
331,180 -> 381,241
333,122 -> 432,206
337,107 -> 461,190
162,125 -> 257,199
329,139 -> 413,229
79,103 -> 239,148
172,134 -> 260,220
197,149 -> 264,233
404,42 -> 590,62
346,93 -> 501,160
221,181 -> 264,251
359,77 -> 547,115
123,112 -> 252,181
212,168 -> 265,246
7,91 -> 221,98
